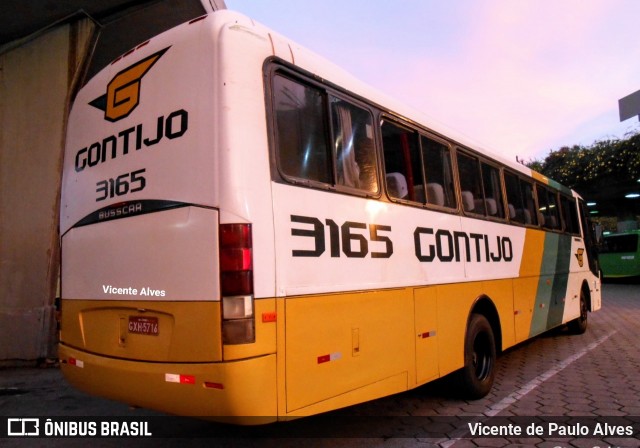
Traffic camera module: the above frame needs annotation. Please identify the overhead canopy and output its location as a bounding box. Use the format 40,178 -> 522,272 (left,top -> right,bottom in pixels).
1,0 -> 138,46
0,0 -> 226,48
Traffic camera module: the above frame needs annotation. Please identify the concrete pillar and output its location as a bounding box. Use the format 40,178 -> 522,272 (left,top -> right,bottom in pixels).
0,19 -> 94,364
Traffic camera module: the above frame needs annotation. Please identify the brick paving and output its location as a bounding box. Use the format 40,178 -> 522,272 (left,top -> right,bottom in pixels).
1,283 -> 639,447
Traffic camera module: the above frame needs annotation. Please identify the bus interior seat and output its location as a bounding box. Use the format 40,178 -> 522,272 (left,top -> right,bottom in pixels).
386,172 -> 408,199
484,198 -> 498,216
538,212 -> 545,227
427,183 -> 445,206
461,191 -> 474,212
516,208 -> 533,224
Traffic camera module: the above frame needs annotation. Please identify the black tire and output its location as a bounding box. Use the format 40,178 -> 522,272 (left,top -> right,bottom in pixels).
568,289 -> 588,334
457,313 -> 496,399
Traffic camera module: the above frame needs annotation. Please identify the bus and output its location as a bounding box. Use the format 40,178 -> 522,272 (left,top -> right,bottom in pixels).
59,5 -> 602,423
600,230 -> 640,279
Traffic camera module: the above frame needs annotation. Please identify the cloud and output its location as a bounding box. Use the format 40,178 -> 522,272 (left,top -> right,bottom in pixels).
229,0 -> 640,161
353,0 -> 640,160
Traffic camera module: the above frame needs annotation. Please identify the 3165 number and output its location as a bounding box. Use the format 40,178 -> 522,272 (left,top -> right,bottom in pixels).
291,215 -> 393,258
96,168 -> 146,202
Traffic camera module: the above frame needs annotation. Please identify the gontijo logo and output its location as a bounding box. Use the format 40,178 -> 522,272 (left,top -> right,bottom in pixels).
89,47 -> 170,122
575,248 -> 585,267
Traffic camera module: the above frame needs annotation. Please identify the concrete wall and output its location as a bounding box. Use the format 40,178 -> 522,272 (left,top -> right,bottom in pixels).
0,19 -> 94,363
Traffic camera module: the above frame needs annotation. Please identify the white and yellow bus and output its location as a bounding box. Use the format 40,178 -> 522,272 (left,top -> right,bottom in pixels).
59,5 -> 601,423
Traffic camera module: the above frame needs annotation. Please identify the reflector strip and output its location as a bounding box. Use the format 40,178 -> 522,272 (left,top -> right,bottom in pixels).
262,311 -> 277,323
68,357 -> 84,368
317,352 -> 342,364
204,382 -> 224,390
418,331 -> 436,339
165,373 -> 195,385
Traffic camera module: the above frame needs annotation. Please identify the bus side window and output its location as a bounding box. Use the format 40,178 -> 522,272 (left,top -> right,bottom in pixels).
504,171 -> 524,223
273,75 -> 332,184
457,152 -> 485,215
421,136 -> 457,209
560,194 -> 580,235
504,172 -> 538,226
536,185 -> 561,230
481,162 -> 505,219
330,98 -> 378,193
382,121 -> 423,202
520,179 -> 538,226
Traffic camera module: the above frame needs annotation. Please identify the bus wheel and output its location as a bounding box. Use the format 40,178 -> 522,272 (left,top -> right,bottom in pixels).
568,289 -> 588,334
458,313 -> 496,399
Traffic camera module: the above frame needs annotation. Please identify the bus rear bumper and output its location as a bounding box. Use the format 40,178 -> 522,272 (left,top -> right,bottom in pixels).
59,344 -> 277,424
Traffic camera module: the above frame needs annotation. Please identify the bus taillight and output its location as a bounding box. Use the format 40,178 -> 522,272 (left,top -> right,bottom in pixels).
219,224 -> 255,344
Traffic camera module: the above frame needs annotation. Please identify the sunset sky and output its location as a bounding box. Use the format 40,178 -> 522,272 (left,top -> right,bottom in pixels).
226,0 -> 640,162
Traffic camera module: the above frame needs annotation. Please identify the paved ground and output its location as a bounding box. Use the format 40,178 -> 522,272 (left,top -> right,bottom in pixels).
1,282 -> 639,447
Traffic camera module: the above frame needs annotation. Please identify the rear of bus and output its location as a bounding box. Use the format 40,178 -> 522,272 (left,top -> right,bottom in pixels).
58,12 -> 278,421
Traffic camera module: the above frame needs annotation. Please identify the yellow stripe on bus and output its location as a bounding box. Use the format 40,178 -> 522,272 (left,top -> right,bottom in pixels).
514,229 -> 546,342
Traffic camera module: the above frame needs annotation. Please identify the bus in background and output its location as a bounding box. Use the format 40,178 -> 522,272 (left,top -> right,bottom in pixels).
600,230 -> 640,279
58,3 -> 601,423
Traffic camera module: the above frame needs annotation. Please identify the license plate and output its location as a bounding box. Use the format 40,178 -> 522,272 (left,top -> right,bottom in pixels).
128,316 -> 159,336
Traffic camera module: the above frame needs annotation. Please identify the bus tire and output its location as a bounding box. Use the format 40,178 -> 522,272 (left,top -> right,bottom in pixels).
458,313 -> 496,399
568,289 -> 588,334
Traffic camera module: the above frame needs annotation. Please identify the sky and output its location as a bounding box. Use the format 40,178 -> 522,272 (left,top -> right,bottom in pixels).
225,0 -> 640,162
